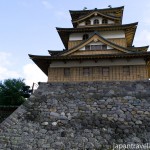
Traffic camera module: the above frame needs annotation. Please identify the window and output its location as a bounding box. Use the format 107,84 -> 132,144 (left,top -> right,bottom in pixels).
83,34 -> 89,40
102,67 -> 109,77
102,45 -> 107,49
64,68 -> 70,77
85,20 -> 91,25
85,45 -> 107,50
83,68 -> 90,76
85,45 -> 90,50
102,19 -> 108,24
93,19 -> 99,24
123,66 -> 130,76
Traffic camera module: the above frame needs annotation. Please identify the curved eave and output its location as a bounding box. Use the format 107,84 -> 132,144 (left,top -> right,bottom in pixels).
48,50 -> 63,56
29,54 -> 51,76
57,22 -> 138,31
128,46 -> 149,52
29,53 -> 150,77
29,52 -> 150,62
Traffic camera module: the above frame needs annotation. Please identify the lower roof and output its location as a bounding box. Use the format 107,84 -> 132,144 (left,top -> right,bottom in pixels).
29,52 -> 150,75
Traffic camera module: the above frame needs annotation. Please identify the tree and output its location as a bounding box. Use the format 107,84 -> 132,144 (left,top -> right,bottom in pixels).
0,78 -> 31,106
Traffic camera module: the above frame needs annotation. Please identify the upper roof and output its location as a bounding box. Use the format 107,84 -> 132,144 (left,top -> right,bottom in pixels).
57,22 -> 138,49
49,31 -> 149,57
70,6 -> 124,27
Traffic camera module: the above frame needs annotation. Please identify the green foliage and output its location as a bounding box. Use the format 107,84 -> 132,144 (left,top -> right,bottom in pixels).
0,78 -> 30,106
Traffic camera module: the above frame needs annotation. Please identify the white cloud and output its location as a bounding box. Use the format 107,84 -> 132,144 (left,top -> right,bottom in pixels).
0,66 -> 20,81
0,52 -> 20,81
23,63 -> 47,87
0,52 -> 47,87
42,0 -> 53,9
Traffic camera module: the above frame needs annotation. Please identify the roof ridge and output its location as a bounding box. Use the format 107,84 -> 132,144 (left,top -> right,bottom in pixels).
69,6 -> 124,13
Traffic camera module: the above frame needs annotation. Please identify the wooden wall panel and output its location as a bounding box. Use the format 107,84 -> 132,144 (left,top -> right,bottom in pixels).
48,65 -> 148,82
108,38 -> 127,47
68,40 -> 82,49
71,49 -> 122,56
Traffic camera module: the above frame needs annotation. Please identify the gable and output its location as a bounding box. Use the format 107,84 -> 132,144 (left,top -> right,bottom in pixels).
70,41 -> 124,56
73,11 -> 120,25
61,33 -> 132,56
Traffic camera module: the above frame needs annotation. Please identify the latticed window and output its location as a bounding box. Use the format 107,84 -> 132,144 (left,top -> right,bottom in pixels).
102,45 -> 107,49
93,19 -> 99,24
85,20 -> 91,25
83,34 -> 89,40
85,45 -> 90,50
64,68 -> 70,77
102,67 -> 109,77
123,66 -> 130,76
85,45 -> 107,50
102,19 -> 108,24
83,67 -> 91,76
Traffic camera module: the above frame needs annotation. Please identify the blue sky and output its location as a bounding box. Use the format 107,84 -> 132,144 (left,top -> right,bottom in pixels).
0,0 -> 150,86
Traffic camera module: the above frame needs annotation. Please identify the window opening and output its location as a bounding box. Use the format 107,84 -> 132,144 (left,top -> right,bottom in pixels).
93,19 -> 99,24
83,34 -> 89,40
102,67 -> 109,77
64,68 -> 70,77
85,20 -> 91,25
83,68 -> 91,76
102,19 -> 108,24
123,66 -> 130,76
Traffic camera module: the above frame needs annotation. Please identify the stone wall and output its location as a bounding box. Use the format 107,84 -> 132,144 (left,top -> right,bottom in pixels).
0,81 -> 150,149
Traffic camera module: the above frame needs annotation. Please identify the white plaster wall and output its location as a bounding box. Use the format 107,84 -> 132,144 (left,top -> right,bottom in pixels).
50,58 -> 146,68
69,31 -> 125,41
108,20 -> 114,24
90,16 -> 102,25
100,31 -> 125,38
69,33 -> 85,41
107,46 -> 113,49
79,22 -> 85,26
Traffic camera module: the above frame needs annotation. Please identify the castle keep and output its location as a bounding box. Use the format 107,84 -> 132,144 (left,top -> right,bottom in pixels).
29,6 -> 150,82
0,6 -> 150,149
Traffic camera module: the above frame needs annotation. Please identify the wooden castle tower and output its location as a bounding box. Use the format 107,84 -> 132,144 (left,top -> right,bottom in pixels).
29,6 -> 150,82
